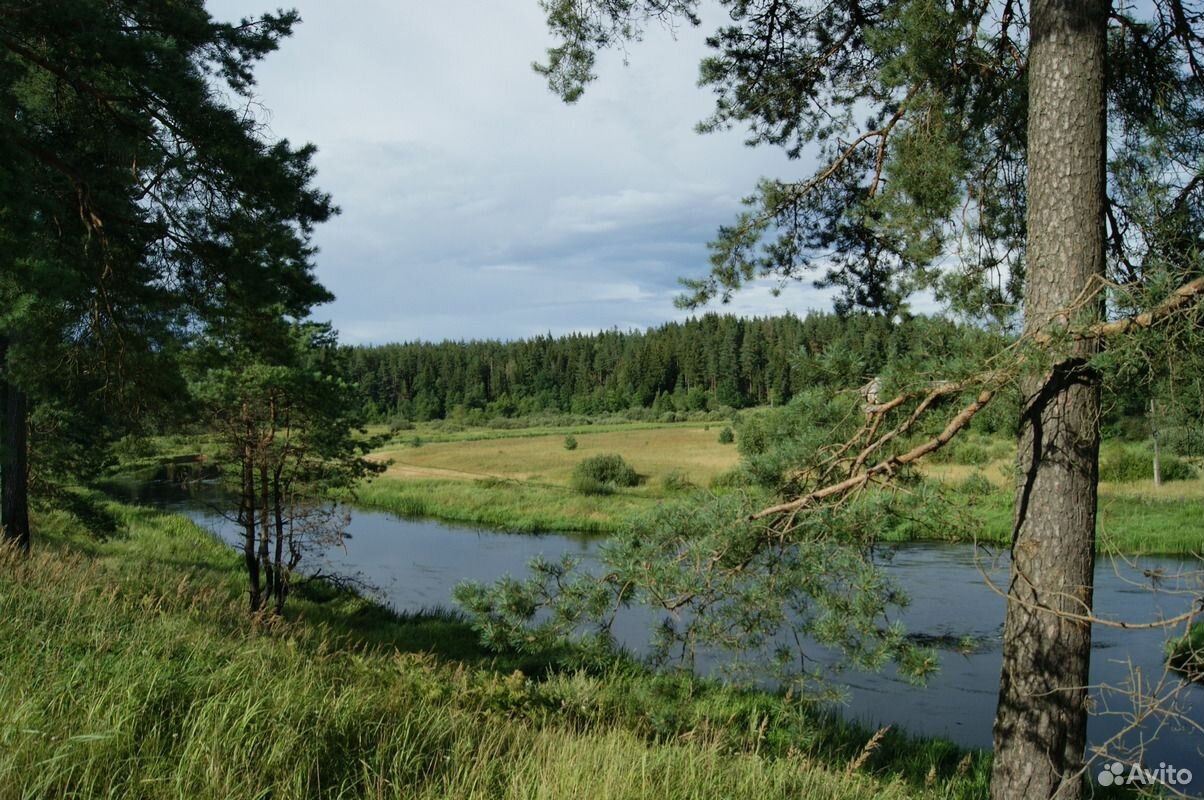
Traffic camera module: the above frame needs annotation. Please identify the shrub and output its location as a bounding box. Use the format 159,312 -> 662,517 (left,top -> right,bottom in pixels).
709,468 -> 749,489
569,475 -> 615,495
1167,622 -> 1204,677
387,415 -> 415,432
1100,444 -> 1197,482
661,469 -> 694,492
563,435 -> 578,451
718,426 -> 735,445
958,472 -> 995,497
950,442 -> 990,466
931,434 -> 1006,466
572,454 -> 638,494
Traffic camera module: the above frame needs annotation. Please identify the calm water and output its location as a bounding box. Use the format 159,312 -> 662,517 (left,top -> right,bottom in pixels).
138,482 -> 1204,785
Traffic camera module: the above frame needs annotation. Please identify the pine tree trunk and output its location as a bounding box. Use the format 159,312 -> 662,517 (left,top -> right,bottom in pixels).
990,1 -> 1107,798
0,336 -> 30,553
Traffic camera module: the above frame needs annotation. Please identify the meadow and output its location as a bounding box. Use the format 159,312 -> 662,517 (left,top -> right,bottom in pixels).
0,499 -> 995,799
360,420 -> 1204,554
358,421 -> 742,533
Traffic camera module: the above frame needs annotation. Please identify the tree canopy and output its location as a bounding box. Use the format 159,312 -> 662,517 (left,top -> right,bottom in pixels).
457,3 -> 1204,799
537,0 -> 1202,321
0,1 -> 336,548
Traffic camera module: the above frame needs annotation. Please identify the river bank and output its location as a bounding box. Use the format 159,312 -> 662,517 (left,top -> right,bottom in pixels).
0,498 -> 993,799
356,421 -> 1204,554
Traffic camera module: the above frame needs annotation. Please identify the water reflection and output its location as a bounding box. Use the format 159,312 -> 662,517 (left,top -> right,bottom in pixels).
145,482 -> 1204,781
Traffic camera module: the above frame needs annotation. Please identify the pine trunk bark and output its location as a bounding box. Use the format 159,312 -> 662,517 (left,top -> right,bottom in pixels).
990,2 -> 1107,798
0,336 -> 29,553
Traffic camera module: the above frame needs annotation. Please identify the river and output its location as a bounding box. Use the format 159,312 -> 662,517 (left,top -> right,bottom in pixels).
131,481 -> 1204,787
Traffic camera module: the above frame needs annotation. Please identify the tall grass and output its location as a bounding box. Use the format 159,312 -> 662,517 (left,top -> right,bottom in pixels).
0,503 -> 990,799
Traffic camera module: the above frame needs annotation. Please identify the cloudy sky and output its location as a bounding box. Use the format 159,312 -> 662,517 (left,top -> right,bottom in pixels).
205,1 -> 842,344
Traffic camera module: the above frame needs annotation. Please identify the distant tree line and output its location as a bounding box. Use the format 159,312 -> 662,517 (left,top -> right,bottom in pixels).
339,313 -> 1009,423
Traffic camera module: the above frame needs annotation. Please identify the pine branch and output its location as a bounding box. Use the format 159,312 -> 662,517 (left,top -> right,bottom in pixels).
751,274 -> 1204,522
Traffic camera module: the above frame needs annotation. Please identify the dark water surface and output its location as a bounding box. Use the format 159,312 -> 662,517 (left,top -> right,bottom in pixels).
138,482 -> 1204,785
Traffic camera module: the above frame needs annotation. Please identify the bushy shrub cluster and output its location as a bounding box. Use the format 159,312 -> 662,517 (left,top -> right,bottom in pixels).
660,469 -> 694,492
958,472 -> 996,497
1100,444 -> 1197,482
570,454 -> 638,495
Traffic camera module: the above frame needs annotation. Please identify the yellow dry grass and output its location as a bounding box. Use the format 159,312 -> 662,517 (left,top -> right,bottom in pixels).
920,460 -> 1012,488
375,425 -> 741,488
1100,475 -> 1204,500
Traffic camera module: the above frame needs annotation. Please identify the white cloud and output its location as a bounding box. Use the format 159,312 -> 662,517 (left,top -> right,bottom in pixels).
205,0 -> 814,344
479,264 -> 536,274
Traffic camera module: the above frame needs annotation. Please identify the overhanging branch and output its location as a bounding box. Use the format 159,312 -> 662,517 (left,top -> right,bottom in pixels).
751,274 -> 1204,522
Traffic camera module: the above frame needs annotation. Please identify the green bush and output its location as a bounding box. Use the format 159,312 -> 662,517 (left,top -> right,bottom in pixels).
563,435 -> 578,451
709,468 -> 750,490
387,415 -> 415,432
930,434 -> 1008,466
1100,443 -> 1197,482
1164,425 -> 1204,458
569,475 -> 616,496
661,469 -> 694,492
951,442 -> 990,466
571,454 -> 638,494
1167,622 -> 1204,678
958,472 -> 995,497
718,426 -> 735,445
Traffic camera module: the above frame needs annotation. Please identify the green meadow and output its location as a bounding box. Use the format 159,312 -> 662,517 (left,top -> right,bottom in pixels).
360,420 -> 1204,554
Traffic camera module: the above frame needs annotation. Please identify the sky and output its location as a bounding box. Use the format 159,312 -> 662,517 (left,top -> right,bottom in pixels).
205,1 -> 844,344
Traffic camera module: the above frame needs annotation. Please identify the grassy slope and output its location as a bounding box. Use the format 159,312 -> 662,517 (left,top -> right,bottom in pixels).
0,503 -> 992,799
374,423 -> 737,487
362,422 -> 1204,553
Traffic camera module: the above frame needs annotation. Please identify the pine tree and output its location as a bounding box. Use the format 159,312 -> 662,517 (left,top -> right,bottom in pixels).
0,1 -> 335,550
523,1 -> 1204,796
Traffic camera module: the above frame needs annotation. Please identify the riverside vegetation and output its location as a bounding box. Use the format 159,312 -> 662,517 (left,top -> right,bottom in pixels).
0,495 -> 997,799
356,415 -> 1203,555
6,3 -> 1204,799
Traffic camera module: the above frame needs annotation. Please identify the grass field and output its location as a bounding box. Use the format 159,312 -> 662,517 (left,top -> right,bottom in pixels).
360,422 -> 744,533
361,421 -> 1204,553
374,423 -> 739,488
0,500 -> 992,799
921,446 -> 1204,554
